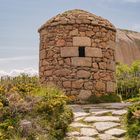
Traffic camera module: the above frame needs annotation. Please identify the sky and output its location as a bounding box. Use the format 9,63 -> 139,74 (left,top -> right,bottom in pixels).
0,0 -> 140,73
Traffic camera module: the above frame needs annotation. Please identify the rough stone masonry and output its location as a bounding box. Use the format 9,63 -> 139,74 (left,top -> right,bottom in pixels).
38,9 -> 116,102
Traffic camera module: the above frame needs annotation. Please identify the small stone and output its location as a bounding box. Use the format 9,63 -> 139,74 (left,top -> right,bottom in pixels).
54,69 -> 71,76
40,50 -> 46,59
107,41 -> 116,50
80,128 -> 98,136
70,29 -> 78,36
107,61 -> 115,71
92,62 -> 98,69
63,81 -> 71,88
64,58 -> 71,65
98,134 -> 116,140
56,39 -> 65,46
44,70 -> 53,76
112,110 -> 127,116
77,90 -> 92,100
106,82 -> 116,93
105,128 -> 126,137
19,120 -> 32,137
72,80 -> 83,89
93,72 -> 100,80
95,81 -> 106,91
58,60 -> 64,65
86,31 -> 95,37
84,116 -> 120,122
94,122 -> 120,132
99,62 -> 106,69
80,32 -> 86,36
84,82 -> 93,90
77,70 -> 91,78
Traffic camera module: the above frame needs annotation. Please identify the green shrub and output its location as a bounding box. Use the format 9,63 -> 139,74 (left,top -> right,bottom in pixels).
116,61 -> 140,100
35,87 -> 73,140
126,103 -> 140,139
0,74 -> 40,96
0,76 -> 73,140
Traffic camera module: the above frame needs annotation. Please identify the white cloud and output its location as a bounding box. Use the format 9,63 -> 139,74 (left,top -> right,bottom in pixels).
0,68 -> 38,77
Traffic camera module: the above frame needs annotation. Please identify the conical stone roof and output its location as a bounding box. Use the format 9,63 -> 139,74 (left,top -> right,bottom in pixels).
38,9 -> 116,32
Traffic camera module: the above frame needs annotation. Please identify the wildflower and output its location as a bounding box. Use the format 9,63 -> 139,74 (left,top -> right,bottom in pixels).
0,102 -> 3,108
8,126 -> 14,130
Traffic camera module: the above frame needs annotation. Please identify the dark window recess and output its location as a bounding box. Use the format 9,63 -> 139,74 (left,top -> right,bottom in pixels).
79,47 -> 85,57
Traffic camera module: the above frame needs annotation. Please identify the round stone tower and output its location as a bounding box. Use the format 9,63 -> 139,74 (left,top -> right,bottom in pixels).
38,9 -> 116,102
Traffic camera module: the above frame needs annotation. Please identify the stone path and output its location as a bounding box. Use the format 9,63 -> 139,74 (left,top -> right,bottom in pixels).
65,103 -> 131,140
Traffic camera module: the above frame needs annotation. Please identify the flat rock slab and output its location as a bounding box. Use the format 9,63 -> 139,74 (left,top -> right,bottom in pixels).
112,110 -> 127,116
67,103 -> 129,140
70,105 -> 85,112
80,128 -> 98,136
104,103 -> 131,109
84,116 -> 120,122
67,131 -> 80,137
105,128 -> 126,137
89,108 -> 104,113
74,116 -> 84,121
93,110 -> 113,116
75,136 -> 96,140
94,122 -> 120,132
70,122 -> 92,128
74,112 -> 89,118
98,134 -> 116,140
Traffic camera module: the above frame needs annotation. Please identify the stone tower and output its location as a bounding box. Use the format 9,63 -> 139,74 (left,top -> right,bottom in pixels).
38,9 -> 116,102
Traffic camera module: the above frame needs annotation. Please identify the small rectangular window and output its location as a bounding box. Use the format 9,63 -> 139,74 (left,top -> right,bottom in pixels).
79,47 -> 85,57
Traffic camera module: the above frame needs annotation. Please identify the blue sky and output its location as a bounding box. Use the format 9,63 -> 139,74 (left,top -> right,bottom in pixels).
0,0 -> 140,72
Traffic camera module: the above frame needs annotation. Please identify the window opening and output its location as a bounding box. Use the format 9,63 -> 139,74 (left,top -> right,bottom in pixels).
79,47 -> 85,57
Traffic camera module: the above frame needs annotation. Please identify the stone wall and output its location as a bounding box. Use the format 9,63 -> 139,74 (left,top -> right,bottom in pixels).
39,10 -> 116,102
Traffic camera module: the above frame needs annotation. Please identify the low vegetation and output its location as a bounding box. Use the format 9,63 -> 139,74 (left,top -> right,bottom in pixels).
0,60 -> 140,139
126,102 -> 140,139
0,75 -> 73,140
116,60 -> 140,139
88,93 -> 121,103
116,60 -> 140,101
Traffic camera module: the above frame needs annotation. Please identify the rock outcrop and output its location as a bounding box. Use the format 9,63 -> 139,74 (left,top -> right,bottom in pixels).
116,29 -> 140,65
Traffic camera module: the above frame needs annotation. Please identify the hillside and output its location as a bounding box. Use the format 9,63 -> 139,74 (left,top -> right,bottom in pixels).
116,29 -> 140,65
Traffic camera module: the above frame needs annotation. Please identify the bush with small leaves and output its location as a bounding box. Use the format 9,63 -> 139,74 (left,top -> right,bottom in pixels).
126,102 -> 140,139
